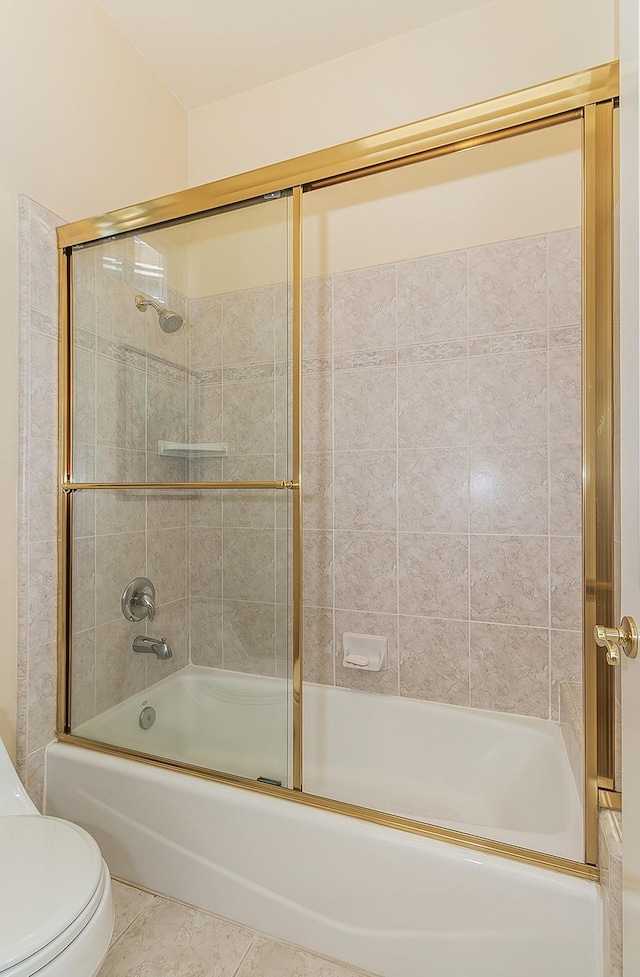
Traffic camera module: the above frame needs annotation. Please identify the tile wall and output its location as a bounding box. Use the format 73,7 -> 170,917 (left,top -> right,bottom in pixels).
70,242 -> 190,726
301,230 -> 583,722
186,285 -> 289,680
17,196 -> 62,808
21,212 -> 584,772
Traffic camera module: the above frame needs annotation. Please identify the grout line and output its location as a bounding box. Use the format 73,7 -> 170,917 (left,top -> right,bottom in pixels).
330,276 -> 337,688
231,933 -> 259,977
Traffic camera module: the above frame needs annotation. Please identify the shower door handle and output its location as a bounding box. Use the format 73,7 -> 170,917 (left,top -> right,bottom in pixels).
594,616 -> 639,665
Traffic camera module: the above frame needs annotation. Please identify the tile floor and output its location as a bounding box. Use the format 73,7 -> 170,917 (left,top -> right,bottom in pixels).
99,880 -> 379,977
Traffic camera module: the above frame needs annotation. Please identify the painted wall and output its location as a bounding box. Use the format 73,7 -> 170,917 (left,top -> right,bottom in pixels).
188,0 -> 614,187
0,0 -> 188,757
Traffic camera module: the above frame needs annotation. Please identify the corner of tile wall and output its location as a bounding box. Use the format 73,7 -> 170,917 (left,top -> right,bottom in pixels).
17,195 -> 64,809
599,808 -> 622,977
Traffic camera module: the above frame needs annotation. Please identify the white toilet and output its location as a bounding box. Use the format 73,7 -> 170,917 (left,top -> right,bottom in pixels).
0,739 -> 114,977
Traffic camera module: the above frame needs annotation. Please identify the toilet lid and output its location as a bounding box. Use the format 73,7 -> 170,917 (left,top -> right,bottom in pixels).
0,816 -> 103,972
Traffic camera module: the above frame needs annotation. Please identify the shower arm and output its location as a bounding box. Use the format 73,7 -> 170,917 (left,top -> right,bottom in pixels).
135,294 -> 163,314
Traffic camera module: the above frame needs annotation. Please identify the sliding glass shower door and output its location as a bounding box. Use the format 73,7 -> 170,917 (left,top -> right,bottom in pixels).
64,193 -> 296,787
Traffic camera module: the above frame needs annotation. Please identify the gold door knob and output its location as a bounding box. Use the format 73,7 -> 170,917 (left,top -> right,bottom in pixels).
594,616 -> 639,666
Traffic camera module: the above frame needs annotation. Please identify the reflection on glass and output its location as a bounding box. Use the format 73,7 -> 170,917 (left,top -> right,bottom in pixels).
71,195 -> 291,485
70,487 -> 291,785
301,121 -> 584,860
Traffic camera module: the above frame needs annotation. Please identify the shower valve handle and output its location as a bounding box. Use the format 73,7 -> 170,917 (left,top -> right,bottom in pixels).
121,577 -> 157,623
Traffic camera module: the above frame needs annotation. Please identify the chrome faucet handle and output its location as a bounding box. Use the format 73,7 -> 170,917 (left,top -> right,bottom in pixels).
121,577 -> 157,622
135,592 -> 156,622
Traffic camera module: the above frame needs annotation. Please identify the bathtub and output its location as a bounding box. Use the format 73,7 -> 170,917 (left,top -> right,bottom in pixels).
68,665 -> 583,860
45,666 -> 599,977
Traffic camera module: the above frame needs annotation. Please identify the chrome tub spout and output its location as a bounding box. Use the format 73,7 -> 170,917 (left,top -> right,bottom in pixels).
132,635 -> 173,660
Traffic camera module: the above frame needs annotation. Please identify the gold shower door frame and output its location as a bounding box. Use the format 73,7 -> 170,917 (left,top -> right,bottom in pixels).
56,61 -> 619,880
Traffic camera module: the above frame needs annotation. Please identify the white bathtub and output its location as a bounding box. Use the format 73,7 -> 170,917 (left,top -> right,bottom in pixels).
70,665 -> 583,860
45,666 -> 599,977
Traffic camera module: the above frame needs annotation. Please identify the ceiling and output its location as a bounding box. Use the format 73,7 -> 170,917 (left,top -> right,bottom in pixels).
98,0 -> 493,110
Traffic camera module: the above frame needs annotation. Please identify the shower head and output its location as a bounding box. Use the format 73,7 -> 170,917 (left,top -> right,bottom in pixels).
135,294 -> 185,333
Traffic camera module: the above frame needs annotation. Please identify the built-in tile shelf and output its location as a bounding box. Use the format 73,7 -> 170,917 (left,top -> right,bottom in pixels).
157,440 -> 228,458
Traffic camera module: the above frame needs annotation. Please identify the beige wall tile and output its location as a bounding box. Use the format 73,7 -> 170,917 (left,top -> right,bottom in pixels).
302,374 -> 333,453
189,527 -> 223,599
223,285 -> 275,367
470,534 -> 549,627
548,228 -> 581,328
223,528 -> 275,603
147,374 -> 187,450
95,531 -> 146,626
146,599 -> 188,683
399,615 -> 469,706
468,236 -> 547,336
334,531 -> 397,613
470,622 -> 549,718
333,265 -> 396,353
147,528 -> 187,605
398,359 -> 468,448
188,295 -> 222,374
398,447 -> 468,534
71,629 -> 95,728
28,540 -> 57,647
334,450 -> 396,531
549,346 -> 581,443
72,347 -> 96,446
189,597 -> 223,668
549,442 -> 582,536
302,452 -> 333,530
95,618 -> 146,713
397,250 -> 467,346
550,535 -> 582,631
550,630 -> 582,721
188,382 -> 222,445
303,276 -> 332,360
30,332 -> 58,439
72,536 -> 96,633
96,357 -> 146,451
333,367 -> 396,451
470,444 -> 548,535
95,476 -> 146,537
26,641 -> 56,754
303,531 -> 334,608
468,350 -> 547,443
399,533 -> 468,620
223,379 -> 275,456
28,438 -> 58,542
303,606 -> 334,685
223,599 -> 276,675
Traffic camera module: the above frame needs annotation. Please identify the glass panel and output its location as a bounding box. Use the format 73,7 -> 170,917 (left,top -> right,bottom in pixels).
71,194 -> 291,485
69,487 -> 291,785
301,121 -> 584,860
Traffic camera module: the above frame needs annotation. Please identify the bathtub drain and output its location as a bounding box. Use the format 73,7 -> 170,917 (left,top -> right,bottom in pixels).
139,705 -> 156,730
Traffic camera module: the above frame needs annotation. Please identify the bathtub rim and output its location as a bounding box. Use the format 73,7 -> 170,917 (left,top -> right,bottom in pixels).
55,731 -> 598,882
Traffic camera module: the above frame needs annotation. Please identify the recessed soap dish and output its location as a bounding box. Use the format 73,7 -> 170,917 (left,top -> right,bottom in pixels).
342,632 -> 388,671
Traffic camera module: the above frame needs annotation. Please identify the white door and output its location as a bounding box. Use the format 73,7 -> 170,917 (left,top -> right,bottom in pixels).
620,1 -> 640,971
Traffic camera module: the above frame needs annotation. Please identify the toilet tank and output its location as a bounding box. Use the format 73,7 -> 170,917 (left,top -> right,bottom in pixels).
0,737 -> 38,815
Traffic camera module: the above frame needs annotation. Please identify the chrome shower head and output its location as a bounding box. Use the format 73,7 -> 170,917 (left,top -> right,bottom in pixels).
135,294 -> 184,333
